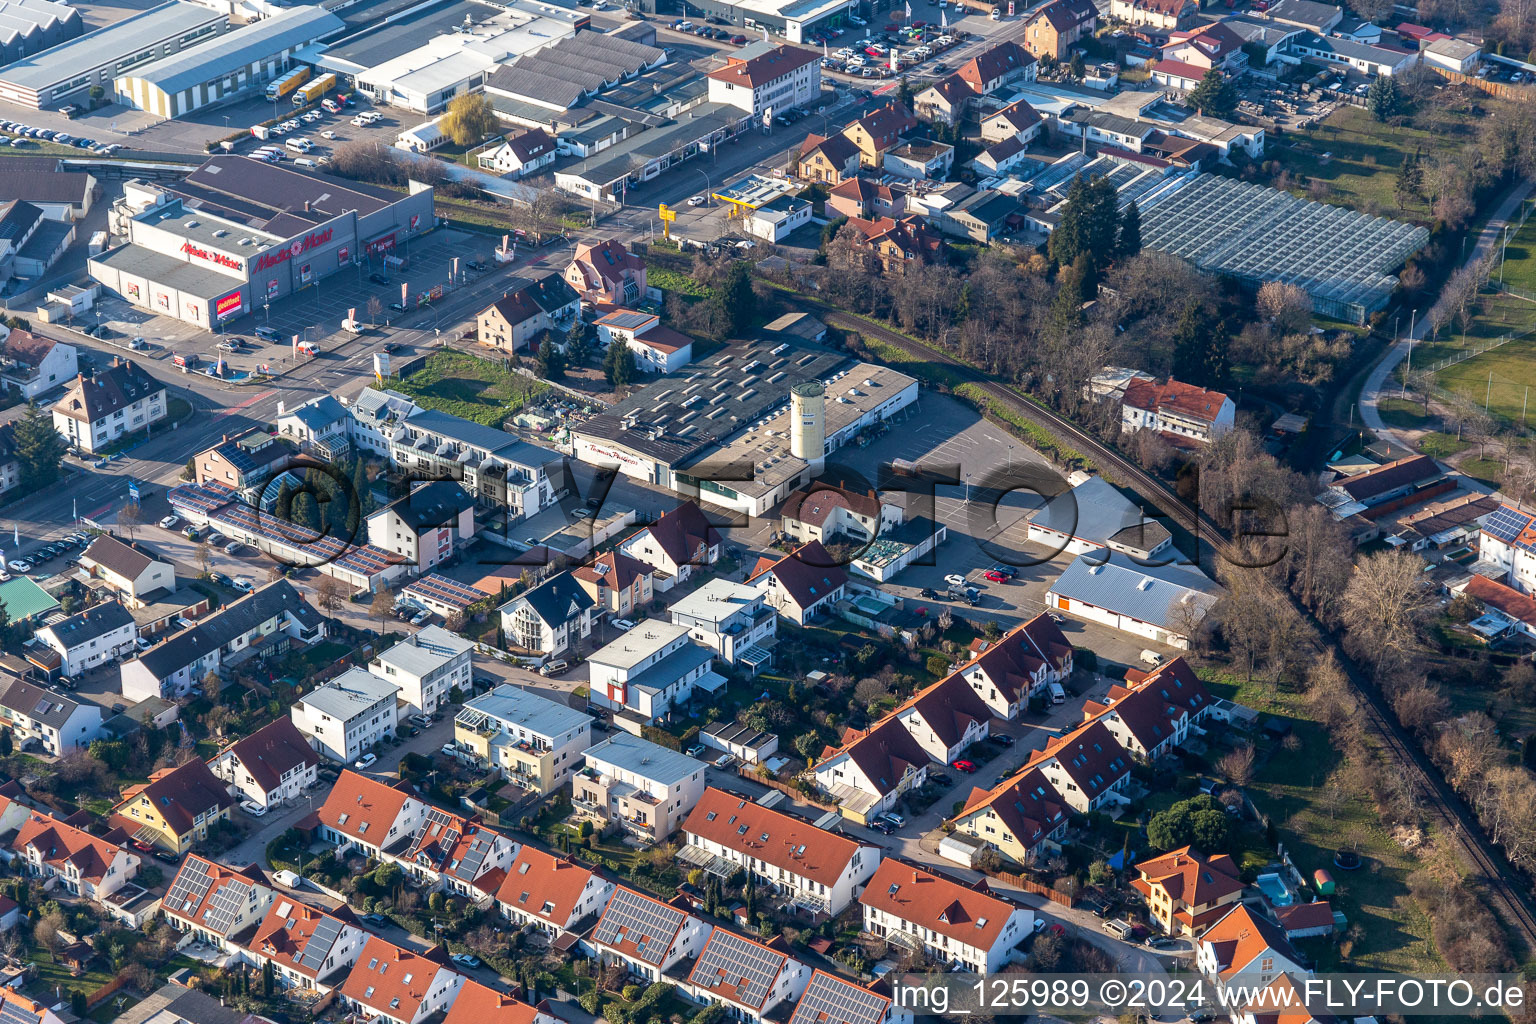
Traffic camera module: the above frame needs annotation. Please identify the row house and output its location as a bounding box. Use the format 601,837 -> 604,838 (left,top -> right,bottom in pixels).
13,811 -> 139,902
163,855 -> 276,951
1024,719 -> 1132,813
680,929 -> 811,1024
812,717 -> 929,824
788,972 -> 913,1024
338,936 -> 466,1024
860,861 -> 1032,973
681,787 -> 882,916
590,885 -> 711,983
243,899 -> 370,994
446,982 -> 567,1024
496,845 -> 614,935
399,807 -> 519,904
948,767 -> 1070,864
1079,657 -> 1214,761
959,613 -> 1075,719
317,770 -> 430,861
893,672 -> 993,765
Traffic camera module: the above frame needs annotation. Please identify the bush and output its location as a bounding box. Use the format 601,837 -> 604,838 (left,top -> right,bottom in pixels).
926,654 -> 950,677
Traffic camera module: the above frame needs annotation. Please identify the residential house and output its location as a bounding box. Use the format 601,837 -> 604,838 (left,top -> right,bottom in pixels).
245,900 -> 370,994
389,408 -> 560,518
79,533 -> 174,602
573,550 -> 655,617
590,886 -> 710,982
565,239 -> 647,306
452,683 -> 592,792
812,717 -> 929,823
1316,455 -> 1448,521
1121,376 -> 1236,446
51,358 -> 165,454
0,199 -> 70,283
883,139 -> 955,181
949,767 -> 1070,863
499,571 -> 595,658
477,128 -> 557,178
748,541 -> 848,625
444,983 -> 566,1024
337,937 -> 465,1024
209,717 -> 319,810
316,771 -> 429,861
12,812 -> 139,901
843,102 -> 917,169
913,73 -> 974,125
0,422 -> 20,498
1161,22 -> 1248,70
1458,574 -> 1536,641
0,329 -> 75,400
1024,0 -> 1098,60
162,856 -> 274,950
1080,657 -> 1213,760
956,40 -> 1038,96
838,215 -> 945,275
796,132 -> 862,184
1023,718 -> 1132,813
706,44 -> 820,115
371,625 -> 473,717
0,995 -> 65,1024
277,395 -> 350,454
291,667 -> 400,764
1132,846 -> 1245,935
669,579 -> 776,670
1046,551 -> 1222,650
575,733 -> 707,841
958,613 -> 1075,718
893,673 -> 992,765
780,481 -> 902,545
937,190 -> 1020,243
395,808 -> 519,903
193,429 -> 299,495
35,601 -> 136,676
788,972 -> 910,1024
366,480 -> 477,575
617,501 -> 722,592
496,845 -> 614,935
111,758 -> 234,854
1459,504 -> 1536,593
1196,903 -> 1308,983
681,929 -> 811,1023
350,387 -> 420,457
681,786 -> 881,915
475,274 -> 581,353
1026,475 -> 1174,558
971,135 -> 1035,177
593,308 -> 695,374
119,580 -> 327,701
0,679 -> 102,754
825,177 -> 908,220
980,100 -> 1043,145
1286,32 -> 1418,76
860,860 -> 1032,973
1110,0 -> 1194,28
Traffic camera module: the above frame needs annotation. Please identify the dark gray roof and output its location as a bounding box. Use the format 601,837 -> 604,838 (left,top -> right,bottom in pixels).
401,408 -> 560,468
511,571 -> 594,626
0,678 -> 85,728
170,156 -> 400,232
318,0 -> 500,70
0,169 -> 88,205
82,533 -> 162,581
43,601 -> 134,649
130,579 -> 321,680
376,480 -> 475,531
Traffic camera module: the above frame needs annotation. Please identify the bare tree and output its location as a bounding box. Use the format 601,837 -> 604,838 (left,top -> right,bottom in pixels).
315,576 -> 343,617
195,541 -> 212,577
118,503 -> 141,541
203,670 -> 223,705
1256,281 -> 1312,336
1218,744 -> 1256,788
367,295 -> 384,328
33,911 -> 64,962
370,588 -> 394,632
1339,550 -> 1434,674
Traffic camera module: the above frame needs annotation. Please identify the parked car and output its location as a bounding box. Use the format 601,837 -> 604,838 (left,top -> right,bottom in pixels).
870,819 -> 895,835
882,812 -> 906,828
450,954 -> 483,969
210,572 -> 233,586
994,734 -> 1016,747
410,713 -> 432,727
951,759 -> 976,773
361,912 -> 391,928
713,753 -> 735,769
929,771 -> 952,786
370,272 -> 390,285
983,569 -> 1009,583
240,800 -> 267,817
354,752 -> 378,769
6,560 -> 30,573
232,577 -> 255,593
159,515 -> 180,529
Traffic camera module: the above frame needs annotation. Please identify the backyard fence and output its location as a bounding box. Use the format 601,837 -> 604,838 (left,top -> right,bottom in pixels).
983,868 -> 1077,907
1415,330 -> 1523,375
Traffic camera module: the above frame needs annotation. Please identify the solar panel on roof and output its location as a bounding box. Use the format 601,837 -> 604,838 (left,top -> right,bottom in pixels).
790,974 -> 888,1024
0,1000 -> 40,1024
688,930 -> 784,1008
453,834 -> 490,881
594,888 -> 686,965
203,877 -> 252,934
1483,506 -> 1530,545
297,915 -> 345,973
166,858 -> 215,915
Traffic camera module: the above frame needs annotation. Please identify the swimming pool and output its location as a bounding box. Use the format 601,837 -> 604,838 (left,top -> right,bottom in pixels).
1255,872 -> 1295,906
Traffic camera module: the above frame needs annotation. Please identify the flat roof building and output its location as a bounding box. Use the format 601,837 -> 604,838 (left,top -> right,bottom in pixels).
114,7 -> 344,118
0,0 -> 227,108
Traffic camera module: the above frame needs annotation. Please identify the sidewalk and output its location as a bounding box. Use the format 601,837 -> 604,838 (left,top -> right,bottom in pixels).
1359,177 -> 1536,459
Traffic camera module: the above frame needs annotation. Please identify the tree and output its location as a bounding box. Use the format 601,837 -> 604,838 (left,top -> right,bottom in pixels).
439,93 -> 498,147
315,576 -> 343,616
713,262 -> 757,338
1171,298 -> 1229,386
14,403 -> 66,492
370,588 -> 394,631
1395,149 -> 1424,210
536,337 -> 565,380
195,542 -> 213,577
1048,173 -> 1119,272
1257,281 -> 1312,335
1117,200 -> 1141,259
602,339 -> 637,389
565,320 -> 591,368
1339,549 -> 1434,672
0,729 -> 11,757
1147,795 -> 1229,851
33,911 -> 63,961
367,295 -> 384,328
1186,68 -> 1236,119
1368,75 -> 1399,122
1218,744 -> 1256,787
1067,51 -> 1086,81
203,670 -> 223,706
118,501 -> 141,541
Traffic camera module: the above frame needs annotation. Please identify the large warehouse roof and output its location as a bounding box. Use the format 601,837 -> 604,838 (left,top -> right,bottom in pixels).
318,0 -> 501,72
560,102 -> 745,189
1139,172 -> 1428,321
117,7 -> 344,95
0,0 -> 80,55
0,0 -> 224,89
170,155 -> 403,230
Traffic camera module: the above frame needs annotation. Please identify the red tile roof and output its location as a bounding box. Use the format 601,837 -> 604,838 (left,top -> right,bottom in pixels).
1132,846 -> 1242,909
1200,904 -> 1302,979
708,44 -> 819,87
248,899 -> 355,981
220,718 -> 318,795
496,846 -> 605,928
956,40 -> 1036,93
860,860 -> 1018,950
987,99 -> 1042,133
851,101 -> 917,152
1123,376 -> 1229,423
317,770 -> 419,848
163,855 -> 268,936
682,787 -> 874,887
1335,454 -> 1443,502
799,132 -> 861,170
1463,574 -> 1536,628
13,813 -> 122,884
1274,901 -> 1334,934
573,550 -> 654,594
781,481 -> 882,528
340,936 -> 454,1021
1,328 -> 55,368
570,239 -> 644,293
747,540 -> 848,611
444,981 -> 544,1024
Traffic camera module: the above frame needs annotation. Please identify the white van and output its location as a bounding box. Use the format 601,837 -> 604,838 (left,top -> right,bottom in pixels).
1048,681 -> 1066,704
294,157 -> 318,168
285,136 -> 313,152
1140,649 -> 1165,667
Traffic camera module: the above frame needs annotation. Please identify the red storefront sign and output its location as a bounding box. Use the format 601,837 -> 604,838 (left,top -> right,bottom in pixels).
254,228 -> 334,272
338,246 -> 350,265
181,241 -> 241,270
214,292 -> 243,319
367,233 -> 395,255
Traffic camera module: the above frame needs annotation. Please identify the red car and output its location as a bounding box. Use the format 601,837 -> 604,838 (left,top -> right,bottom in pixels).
731,33 -> 746,42
1048,924 -> 1067,937
131,839 -> 155,855
951,759 -> 977,772
865,45 -> 881,55
983,570 -> 1008,583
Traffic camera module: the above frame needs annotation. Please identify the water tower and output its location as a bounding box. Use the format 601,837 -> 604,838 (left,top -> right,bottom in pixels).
790,381 -> 826,463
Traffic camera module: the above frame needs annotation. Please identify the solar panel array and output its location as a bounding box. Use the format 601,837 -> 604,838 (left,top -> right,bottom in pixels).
789,973 -> 889,1024
166,858 -> 215,918
0,999 -> 40,1024
204,876 -> 253,935
404,573 -> 484,611
297,914 -> 346,974
412,808 -> 463,868
452,832 -> 491,882
593,887 -> 686,965
688,929 -> 785,1008
1483,505 -> 1532,546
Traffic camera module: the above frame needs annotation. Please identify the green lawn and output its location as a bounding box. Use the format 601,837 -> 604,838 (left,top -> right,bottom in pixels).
391,348 -> 548,427
1200,672 -> 1443,975
1376,397 -> 1430,430
644,264 -> 711,300
1459,456 -> 1505,489
1432,334 -> 1536,426
1495,205 -> 1536,295
1277,104 -> 1474,222
1416,431 -> 1469,458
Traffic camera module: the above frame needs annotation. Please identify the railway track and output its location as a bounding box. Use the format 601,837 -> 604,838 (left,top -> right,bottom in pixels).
818,304 -> 1536,956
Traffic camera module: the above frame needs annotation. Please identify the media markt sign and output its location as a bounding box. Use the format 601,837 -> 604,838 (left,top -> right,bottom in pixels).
254,228 -> 334,272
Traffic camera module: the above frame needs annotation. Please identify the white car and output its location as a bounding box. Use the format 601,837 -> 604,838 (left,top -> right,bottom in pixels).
6,560 -> 30,573
687,194 -> 706,206
943,573 -> 967,586
240,800 -> 268,817
159,515 -> 179,529
232,576 -> 255,593
322,129 -> 337,139
354,752 -> 378,769
351,116 -> 369,126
